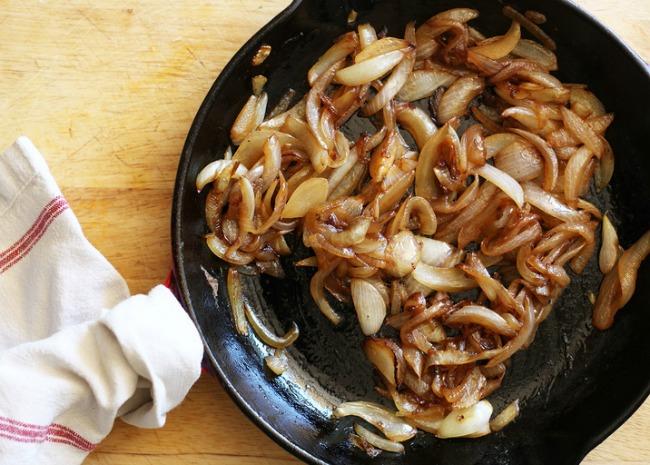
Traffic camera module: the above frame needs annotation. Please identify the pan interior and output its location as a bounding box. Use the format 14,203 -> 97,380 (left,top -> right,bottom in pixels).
174,1 -> 650,464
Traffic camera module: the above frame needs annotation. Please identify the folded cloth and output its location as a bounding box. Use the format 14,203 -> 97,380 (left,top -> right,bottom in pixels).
0,137 -> 204,465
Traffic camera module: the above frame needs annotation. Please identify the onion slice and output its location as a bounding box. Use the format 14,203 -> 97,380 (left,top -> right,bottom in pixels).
599,214 -> 620,274
363,338 -> 404,386
265,349 -> 288,375
308,32 -> 358,85
509,128 -> 558,191
593,231 -> 650,330
351,278 -> 388,335
437,75 -> 485,123
490,400 -> 520,432
365,49 -> 415,115
397,69 -> 457,102
244,304 -> 299,349
226,267 -> 250,336
470,21 -> 520,59
282,177 -> 329,218
353,424 -> 405,454
436,400 -> 493,438
336,50 -> 405,86
412,262 -> 477,292
334,401 -> 417,442
475,163 -> 524,208
445,305 -> 517,336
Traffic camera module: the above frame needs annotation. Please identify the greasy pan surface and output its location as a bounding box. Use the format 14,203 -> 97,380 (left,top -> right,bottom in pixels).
172,1 -> 650,463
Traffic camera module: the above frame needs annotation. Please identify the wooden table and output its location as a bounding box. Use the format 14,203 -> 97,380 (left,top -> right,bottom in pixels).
1,1 -> 648,463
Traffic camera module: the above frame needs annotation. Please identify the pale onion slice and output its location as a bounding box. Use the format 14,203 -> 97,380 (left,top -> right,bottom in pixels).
437,75 -> 485,123
560,106 -> 604,157
470,21 -> 520,59
358,23 -> 378,49
599,214 -> 620,274
365,49 -> 415,115
397,196 -> 437,236
445,305 -> 516,336
385,230 -> 422,278
328,216 -> 372,247
237,177 -> 255,235
563,146 -> 594,205
331,130 -> 350,168
353,424 -> 405,454
595,138 -> 615,191
265,349 -> 288,375
412,262 -> 477,292
282,116 -> 329,173
196,159 -> 232,192
233,129 -> 299,168
308,31 -> 358,85
336,50 -> 405,86
490,400 -> 520,432
396,68 -> 457,102
230,94 -> 258,145
206,234 -> 254,265
509,128 -> 558,191
501,106 -> 545,132
484,133 -> 520,159
226,267 -> 249,336
494,141 -> 543,181
261,134 -> 282,191
355,37 -> 410,63
418,237 -> 457,266
251,74 -> 267,96
436,400 -> 493,438
522,181 -> 588,223
363,338 -> 404,386
351,278 -> 387,335
512,39 -> 557,70
475,163 -> 524,208
570,87 -> 606,118
334,401 -> 417,442
396,105 -> 437,150
282,177 -> 328,218
415,123 -> 458,199
426,7 -> 479,24
328,147 -> 359,194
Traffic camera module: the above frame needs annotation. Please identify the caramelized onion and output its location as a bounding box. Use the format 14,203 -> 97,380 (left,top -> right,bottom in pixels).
593,231 -> 650,330
490,400 -> 520,432
470,21 -> 520,59
599,214 -> 620,274
226,267 -> 249,335
198,10 -> 626,451
397,69 -> 457,102
437,75 -> 485,123
412,263 -> 477,292
336,50 -> 405,86
352,278 -> 388,335
334,401 -> 417,442
353,424 -> 405,454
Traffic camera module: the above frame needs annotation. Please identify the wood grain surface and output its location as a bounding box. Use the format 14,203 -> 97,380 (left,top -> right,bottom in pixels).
1,0 -> 648,463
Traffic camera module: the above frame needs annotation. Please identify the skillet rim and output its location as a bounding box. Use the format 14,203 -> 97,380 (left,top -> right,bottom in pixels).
171,1 -> 650,463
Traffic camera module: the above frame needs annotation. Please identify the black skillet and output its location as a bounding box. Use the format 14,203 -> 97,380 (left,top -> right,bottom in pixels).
172,1 -> 650,463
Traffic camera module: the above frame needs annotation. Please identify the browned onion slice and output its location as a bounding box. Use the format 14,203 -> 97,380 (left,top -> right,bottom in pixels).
437,75 -> 485,123
593,231 -> 650,330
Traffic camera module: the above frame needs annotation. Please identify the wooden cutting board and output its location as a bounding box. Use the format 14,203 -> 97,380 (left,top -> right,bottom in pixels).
1,1 -> 648,463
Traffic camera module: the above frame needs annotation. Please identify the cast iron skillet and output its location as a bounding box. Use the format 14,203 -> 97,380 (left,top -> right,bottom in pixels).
172,1 -> 650,463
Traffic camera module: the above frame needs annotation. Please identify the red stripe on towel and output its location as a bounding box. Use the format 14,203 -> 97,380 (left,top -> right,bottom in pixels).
0,196 -> 69,274
0,416 -> 95,451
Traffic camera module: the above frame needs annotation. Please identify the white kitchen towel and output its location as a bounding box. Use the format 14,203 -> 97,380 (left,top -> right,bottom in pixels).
0,137 -> 204,465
